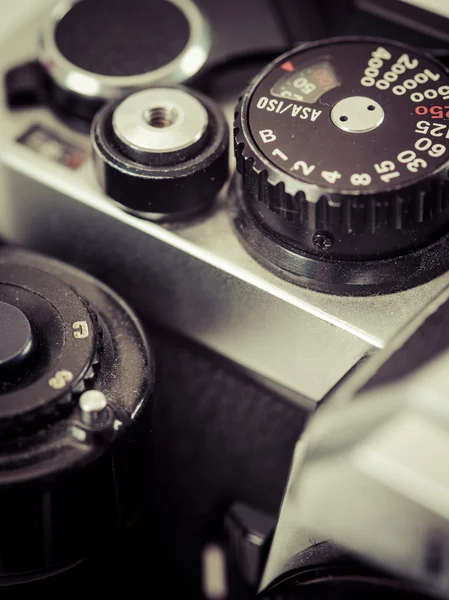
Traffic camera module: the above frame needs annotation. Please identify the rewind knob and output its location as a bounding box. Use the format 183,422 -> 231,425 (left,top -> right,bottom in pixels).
0,263 -> 101,435
0,247 -> 155,583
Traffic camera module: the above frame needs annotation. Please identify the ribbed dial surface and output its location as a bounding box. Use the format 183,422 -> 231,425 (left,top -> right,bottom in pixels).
235,145 -> 449,235
234,38 -> 449,259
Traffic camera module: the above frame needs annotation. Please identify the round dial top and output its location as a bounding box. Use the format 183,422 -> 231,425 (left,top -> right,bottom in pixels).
92,87 -> 229,220
0,264 -> 101,435
55,0 -> 190,77
39,0 -> 210,104
243,38 -> 449,195
112,88 -> 209,156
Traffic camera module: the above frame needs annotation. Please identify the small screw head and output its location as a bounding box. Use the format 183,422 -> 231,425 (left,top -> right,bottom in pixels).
79,390 -> 108,426
312,231 -> 334,251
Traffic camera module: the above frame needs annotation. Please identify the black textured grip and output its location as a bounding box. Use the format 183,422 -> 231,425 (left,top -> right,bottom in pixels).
55,0 -> 190,76
150,324 -> 307,594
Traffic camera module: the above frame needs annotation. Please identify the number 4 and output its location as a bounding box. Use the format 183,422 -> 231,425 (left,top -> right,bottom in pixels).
373,46 -> 392,60
321,170 -> 342,184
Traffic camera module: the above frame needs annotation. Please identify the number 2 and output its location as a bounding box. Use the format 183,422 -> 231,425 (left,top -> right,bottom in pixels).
291,161 -> 315,175
398,53 -> 418,69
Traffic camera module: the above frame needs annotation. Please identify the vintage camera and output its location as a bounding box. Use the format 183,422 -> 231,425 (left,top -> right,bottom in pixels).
2,0 -> 449,597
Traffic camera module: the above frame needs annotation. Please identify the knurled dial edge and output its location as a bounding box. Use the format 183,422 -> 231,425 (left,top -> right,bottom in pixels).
234,38 -> 449,236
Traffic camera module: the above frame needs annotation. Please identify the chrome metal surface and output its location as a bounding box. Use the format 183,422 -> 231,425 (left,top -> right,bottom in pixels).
79,390 -> 108,425
261,284 -> 449,592
2,10 -> 449,406
398,0 -> 449,18
265,347 -> 449,596
259,439 -> 313,592
38,0 -> 211,101
112,88 -> 208,154
331,96 -> 384,133
0,163 -> 371,405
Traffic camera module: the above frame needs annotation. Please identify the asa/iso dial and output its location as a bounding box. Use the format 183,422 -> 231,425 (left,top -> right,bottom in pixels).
234,38 -> 449,295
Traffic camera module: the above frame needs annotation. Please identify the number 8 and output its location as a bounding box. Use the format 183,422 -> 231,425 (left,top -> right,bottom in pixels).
350,173 -> 371,186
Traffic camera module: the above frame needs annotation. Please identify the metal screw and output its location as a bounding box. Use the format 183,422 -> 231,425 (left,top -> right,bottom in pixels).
79,390 -> 109,426
312,231 -> 333,250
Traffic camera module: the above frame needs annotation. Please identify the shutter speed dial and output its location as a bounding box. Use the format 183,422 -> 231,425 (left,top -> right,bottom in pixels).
234,38 -> 449,294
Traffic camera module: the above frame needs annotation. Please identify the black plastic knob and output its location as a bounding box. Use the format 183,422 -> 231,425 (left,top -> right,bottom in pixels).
233,37 -> 449,294
92,86 -> 229,220
0,301 -> 33,370
0,247 -> 155,584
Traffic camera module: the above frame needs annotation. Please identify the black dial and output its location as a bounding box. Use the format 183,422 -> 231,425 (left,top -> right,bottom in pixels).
0,248 -> 155,583
248,40 -> 449,192
234,38 -> 449,295
0,263 -> 100,434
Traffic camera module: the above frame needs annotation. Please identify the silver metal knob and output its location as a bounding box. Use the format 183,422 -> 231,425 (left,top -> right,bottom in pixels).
79,390 -> 109,426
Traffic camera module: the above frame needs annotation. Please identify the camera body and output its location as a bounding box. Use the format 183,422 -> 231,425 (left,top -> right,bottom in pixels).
2,1 -> 449,598
3,1 -> 449,411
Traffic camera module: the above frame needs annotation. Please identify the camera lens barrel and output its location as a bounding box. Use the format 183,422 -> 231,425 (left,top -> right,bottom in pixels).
0,247 -> 155,584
